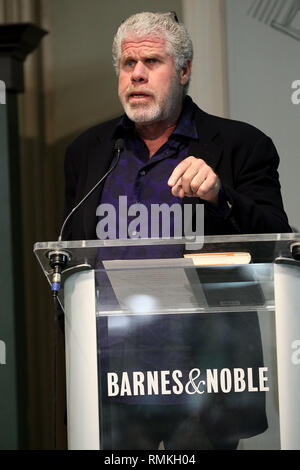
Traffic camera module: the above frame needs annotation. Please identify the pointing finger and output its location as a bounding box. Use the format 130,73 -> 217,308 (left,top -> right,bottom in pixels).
168,158 -> 195,187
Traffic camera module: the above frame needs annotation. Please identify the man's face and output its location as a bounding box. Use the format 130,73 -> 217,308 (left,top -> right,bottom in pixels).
118,35 -> 185,126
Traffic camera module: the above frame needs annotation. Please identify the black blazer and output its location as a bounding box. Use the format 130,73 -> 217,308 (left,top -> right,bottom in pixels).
63,103 -> 291,240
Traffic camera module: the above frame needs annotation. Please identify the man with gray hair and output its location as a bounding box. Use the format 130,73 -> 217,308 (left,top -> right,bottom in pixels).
64,11 -> 290,240
63,12 -> 290,449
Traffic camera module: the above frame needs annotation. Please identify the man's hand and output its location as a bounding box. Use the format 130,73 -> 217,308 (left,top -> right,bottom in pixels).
168,156 -> 221,204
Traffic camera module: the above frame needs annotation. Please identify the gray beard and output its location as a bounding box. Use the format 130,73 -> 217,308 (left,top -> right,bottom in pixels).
122,101 -> 163,124
120,74 -> 182,125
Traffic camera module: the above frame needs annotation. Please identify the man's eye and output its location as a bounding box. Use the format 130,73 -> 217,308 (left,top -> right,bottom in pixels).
147,58 -> 158,64
122,59 -> 135,68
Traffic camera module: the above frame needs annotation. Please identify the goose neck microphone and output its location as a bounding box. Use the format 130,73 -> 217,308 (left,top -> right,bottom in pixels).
48,138 -> 125,297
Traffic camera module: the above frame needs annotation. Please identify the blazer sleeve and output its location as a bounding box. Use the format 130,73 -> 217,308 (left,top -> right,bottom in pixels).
220,134 -> 291,234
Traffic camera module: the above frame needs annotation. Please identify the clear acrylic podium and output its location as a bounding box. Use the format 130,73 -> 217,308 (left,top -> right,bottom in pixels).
34,234 -> 300,450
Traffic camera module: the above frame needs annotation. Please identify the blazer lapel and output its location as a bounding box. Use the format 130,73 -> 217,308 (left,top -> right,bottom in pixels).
189,140 -> 222,171
182,107 -> 223,233
188,107 -> 223,171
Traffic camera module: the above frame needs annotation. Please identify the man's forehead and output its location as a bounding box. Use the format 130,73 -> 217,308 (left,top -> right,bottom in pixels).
121,35 -> 167,56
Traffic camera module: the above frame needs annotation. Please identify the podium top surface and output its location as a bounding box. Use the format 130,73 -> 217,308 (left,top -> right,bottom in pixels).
34,233 -> 300,315
34,233 -> 300,272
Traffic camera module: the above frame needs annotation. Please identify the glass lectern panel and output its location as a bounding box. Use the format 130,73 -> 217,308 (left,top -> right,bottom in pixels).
94,260 -> 279,450
33,234 -> 300,450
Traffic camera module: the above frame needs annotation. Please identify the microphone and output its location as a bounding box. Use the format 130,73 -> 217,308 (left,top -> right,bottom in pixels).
48,138 -> 124,297
58,138 -> 125,242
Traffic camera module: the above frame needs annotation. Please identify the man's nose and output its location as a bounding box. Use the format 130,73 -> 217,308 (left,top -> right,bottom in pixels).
131,61 -> 148,83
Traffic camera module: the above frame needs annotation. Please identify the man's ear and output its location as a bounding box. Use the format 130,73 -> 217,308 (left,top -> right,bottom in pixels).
180,59 -> 192,85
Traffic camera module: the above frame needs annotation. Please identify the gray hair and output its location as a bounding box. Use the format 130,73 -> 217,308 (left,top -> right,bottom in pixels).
112,11 -> 193,94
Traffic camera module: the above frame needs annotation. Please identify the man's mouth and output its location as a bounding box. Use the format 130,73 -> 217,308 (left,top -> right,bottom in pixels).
128,92 -> 152,101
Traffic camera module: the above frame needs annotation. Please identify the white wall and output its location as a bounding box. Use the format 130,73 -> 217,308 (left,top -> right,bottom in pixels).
182,0 -> 229,118
225,0 -> 300,230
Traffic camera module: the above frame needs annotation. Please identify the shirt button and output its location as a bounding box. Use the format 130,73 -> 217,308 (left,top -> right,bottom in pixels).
139,170 -> 146,176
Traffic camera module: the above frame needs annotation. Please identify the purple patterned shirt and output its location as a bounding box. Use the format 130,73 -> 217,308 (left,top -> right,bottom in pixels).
97,96 -> 198,259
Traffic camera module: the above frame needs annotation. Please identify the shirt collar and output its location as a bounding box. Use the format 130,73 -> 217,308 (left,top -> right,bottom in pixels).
113,95 -> 198,141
